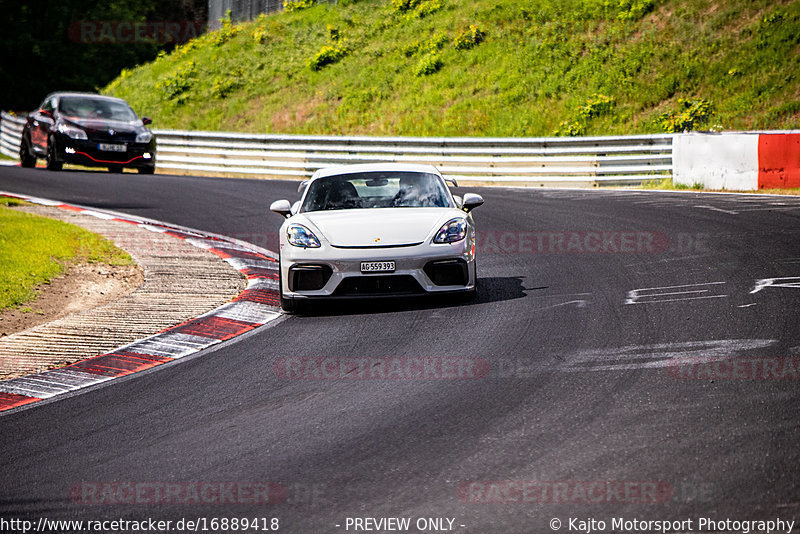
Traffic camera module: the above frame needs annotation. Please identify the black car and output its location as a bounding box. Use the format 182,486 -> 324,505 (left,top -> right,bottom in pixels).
19,92 -> 156,174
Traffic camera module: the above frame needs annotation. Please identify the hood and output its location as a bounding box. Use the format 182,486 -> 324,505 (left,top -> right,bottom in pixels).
302,208 -> 455,247
62,117 -> 142,133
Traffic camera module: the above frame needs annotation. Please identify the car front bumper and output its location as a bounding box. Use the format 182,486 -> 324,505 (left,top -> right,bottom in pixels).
54,135 -> 156,168
279,238 -> 476,300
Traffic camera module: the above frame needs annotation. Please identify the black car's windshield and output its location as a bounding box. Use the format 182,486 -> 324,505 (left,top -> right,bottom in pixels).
301,172 -> 452,212
58,97 -> 138,122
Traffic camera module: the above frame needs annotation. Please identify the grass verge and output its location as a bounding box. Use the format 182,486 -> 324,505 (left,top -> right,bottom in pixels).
639,177 -> 800,195
0,199 -> 133,311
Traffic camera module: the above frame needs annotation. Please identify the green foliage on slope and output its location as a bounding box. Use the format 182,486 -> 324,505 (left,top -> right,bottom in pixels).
104,0 -> 800,136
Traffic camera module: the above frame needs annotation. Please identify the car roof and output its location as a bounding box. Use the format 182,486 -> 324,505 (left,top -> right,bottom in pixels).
44,92 -> 129,104
310,163 -> 442,181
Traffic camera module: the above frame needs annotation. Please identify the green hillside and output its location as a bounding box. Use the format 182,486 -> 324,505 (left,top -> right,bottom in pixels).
104,0 -> 800,136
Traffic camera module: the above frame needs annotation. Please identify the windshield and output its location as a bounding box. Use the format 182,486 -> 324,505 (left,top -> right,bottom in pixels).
58,97 -> 138,122
301,172 -> 452,213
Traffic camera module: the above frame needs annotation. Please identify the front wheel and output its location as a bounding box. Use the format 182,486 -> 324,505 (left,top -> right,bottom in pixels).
45,139 -> 62,171
278,253 -> 296,313
107,165 -> 123,173
19,139 -> 36,168
138,166 -> 155,175
462,285 -> 478,301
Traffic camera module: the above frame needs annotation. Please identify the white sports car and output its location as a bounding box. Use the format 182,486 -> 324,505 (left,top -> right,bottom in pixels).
270,163 -> 484,311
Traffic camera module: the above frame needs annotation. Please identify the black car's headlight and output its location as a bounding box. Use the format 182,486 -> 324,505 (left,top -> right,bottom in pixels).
136,131 -> 153,143
434,218 -> 467,244
287,224 -> 321,248
56,123 -> 87,140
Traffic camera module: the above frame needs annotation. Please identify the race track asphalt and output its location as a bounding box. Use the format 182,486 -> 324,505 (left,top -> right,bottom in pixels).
1,166 -> 799,533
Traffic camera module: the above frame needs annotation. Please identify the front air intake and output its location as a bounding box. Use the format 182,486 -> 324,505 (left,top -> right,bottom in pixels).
288,264 -> 333,291
424,259 -> 469,286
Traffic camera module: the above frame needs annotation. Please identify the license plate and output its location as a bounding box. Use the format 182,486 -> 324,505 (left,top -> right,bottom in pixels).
98,143 -> 126,152
361,261 -> 395,273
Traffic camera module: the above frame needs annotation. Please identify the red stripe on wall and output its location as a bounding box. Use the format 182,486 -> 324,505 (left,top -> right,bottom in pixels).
758,134 -> 800,189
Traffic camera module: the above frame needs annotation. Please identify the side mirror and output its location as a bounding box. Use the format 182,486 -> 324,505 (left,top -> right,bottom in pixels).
39,109 -> 53,119
142,117 -> 153,126
270,199 -> 292,218
462,193 -> 484,213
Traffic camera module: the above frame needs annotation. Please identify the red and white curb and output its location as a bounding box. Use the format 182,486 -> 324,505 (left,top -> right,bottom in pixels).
0,192 -> 281,413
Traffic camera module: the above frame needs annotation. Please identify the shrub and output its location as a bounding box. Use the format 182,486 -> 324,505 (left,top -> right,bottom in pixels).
392,0 -> 442,19
655,98 -> 715,132
553,95 -> 615,136
251,27 -> 269,44
611,0 -> 655,21
327,24 -> 341,41
392,0 -> 420,12
553,120 -> 586,137
155,62 -> 196,103
308,44 -> 348,71
415,0 -> 442,18
211,71 -> 242,99
414,53 -> 443,76
402,33 -> 447,57
213,11 -> 240,45
454,25 -> 486,50
577,94 -> 615,119
283,0 -> 314,13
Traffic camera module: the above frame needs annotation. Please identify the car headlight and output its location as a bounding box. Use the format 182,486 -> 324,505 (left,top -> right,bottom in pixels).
136,131 -> 153,143
434,218 -> 467,244
56,123 -> 87,140
287,224 -> 321,248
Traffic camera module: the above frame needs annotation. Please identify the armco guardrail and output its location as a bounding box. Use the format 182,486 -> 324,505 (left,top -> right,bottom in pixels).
0,112 -> 25,160
1,111 -> 673,185
153,129 -> 674,186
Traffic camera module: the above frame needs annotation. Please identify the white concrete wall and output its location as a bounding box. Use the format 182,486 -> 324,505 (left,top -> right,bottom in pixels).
674,133 -> 759,190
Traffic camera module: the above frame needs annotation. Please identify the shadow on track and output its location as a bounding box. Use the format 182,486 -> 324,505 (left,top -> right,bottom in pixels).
291,276 -> 529,317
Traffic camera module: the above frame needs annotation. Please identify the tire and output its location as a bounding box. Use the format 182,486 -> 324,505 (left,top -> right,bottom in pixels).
278,253 -> 296,313
462,285 -> 478,301
462,261 -> 478,301
19,139 -> 36,168
137,166 -> 155,175
45,138 -> 62,171
107,165 -> 123,173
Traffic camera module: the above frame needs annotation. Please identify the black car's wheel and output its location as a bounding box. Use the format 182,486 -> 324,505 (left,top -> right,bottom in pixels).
137,166 -> 155,175
45,138 -> 62,171
107,165 -> 123,173
19,139 -> 36,168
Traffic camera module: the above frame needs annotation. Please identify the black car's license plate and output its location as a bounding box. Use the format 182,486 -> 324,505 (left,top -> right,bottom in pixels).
360,261 -> 395,273
98,143 -> 126,152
